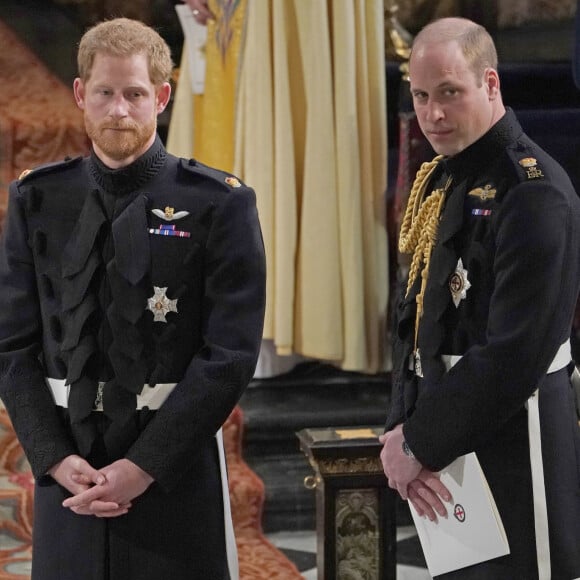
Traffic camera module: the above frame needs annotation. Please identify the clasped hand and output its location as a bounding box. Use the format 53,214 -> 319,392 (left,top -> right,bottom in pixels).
379,424 -> 452,522
48,455 -> 153,518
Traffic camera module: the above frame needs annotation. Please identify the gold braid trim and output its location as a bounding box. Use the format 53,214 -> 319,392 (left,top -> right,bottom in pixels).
398,155 -> 452,350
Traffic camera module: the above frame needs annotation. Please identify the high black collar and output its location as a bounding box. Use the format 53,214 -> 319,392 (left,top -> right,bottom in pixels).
440,108 -> 523,180
89,134 -> 167,195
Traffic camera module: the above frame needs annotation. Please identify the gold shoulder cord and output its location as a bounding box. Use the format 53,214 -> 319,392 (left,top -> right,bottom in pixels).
398,155 -> 452,352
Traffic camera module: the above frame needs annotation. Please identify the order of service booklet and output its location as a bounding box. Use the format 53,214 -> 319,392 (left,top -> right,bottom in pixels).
409,452 -> 510,577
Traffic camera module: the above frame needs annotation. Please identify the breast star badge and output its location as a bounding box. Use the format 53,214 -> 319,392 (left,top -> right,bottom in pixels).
449,258 -> 471,308
147,286 -> 178,322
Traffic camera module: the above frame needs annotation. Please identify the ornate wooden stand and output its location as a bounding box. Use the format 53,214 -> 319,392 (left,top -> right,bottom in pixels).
297,426 -> 397,580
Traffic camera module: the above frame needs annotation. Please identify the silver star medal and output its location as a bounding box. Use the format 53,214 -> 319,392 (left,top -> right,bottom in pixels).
449,258 -> 471,307
147,286 -> 178,322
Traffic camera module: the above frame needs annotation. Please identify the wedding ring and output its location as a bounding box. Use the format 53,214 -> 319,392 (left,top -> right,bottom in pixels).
192,9 -> 200,16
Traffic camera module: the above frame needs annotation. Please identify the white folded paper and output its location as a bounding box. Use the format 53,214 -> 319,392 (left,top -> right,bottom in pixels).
409,452 -> 510,577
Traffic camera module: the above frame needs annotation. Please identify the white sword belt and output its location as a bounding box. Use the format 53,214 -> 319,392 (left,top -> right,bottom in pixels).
430,339 -> 571,580
440,339 -> 571,375
45,378 -> 177,411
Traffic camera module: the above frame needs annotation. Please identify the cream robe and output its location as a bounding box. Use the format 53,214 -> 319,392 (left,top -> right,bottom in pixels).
169,0 -> 389,374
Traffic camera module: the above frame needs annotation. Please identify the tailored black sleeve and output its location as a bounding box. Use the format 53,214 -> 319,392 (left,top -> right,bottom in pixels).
0,183 -> 76,478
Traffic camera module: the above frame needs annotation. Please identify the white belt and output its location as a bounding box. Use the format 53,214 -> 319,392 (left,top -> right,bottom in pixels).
440,339 -> 571,580
216,428 -> 239,580
45,378 -> 177,411
441,339 -> 571,374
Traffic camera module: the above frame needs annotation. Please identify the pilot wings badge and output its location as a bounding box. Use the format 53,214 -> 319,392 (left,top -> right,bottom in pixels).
152,206 -> 190,221
468,184 -> 496,201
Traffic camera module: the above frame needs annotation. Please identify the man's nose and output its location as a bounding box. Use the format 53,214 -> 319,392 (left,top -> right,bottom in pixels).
108,95 -> 129,118
425,100 -> 444,122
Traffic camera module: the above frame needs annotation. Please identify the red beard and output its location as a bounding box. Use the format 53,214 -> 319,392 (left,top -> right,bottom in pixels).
85,115 -> 156,162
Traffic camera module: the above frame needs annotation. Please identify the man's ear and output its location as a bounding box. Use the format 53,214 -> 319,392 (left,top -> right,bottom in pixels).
156,82 -> 171,114
485,68 -> 500,100
73,78 -> 86,110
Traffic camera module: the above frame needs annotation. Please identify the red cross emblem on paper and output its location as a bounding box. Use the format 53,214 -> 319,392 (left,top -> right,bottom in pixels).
453,504 -> 466,523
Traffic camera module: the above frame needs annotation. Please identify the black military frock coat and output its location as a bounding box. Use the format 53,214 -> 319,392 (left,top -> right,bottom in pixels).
387,110 -> 580,579
0,136 -> 266,580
